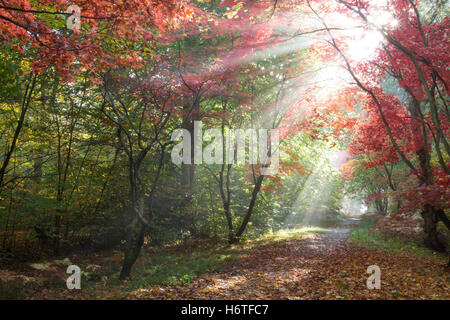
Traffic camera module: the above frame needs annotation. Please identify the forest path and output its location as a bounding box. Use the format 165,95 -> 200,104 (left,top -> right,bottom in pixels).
137,217 -> 449,300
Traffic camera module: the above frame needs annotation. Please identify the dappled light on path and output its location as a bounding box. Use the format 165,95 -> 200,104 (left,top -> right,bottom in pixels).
131,221 -> 449,300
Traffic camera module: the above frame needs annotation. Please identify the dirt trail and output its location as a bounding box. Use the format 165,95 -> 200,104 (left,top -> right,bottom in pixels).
322,217 -> 360,238
137,218 -> 449,300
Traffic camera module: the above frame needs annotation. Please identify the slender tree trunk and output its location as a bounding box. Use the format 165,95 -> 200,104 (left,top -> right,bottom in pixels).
119,219 -> 146,280
119,176 -> 148,280
223,202 -> 235,244
233,174 -> 265,243
181,103 -> 198,194
0,74 -> 37,190
53,209 -> 62,256
119,146 -> 166,279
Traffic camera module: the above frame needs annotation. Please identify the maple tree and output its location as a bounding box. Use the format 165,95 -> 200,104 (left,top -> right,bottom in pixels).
279,0 -> 449,251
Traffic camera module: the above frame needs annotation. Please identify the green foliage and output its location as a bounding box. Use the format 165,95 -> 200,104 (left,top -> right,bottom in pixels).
349,218 -> 437,257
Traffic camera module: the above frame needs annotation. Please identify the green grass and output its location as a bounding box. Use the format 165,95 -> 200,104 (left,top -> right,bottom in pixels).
349,218 -> 437,257
261,226 -> 325,243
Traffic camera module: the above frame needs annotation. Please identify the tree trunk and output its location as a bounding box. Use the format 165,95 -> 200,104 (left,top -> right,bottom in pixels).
53,210 -> 61,256
0,74 -> 37,190
181,102 -> 198,194
406,96 -> 446,252
421,205 -> 445,252
437,209 -> 450,231
119,220 -> 146,280
233,174 -> 265,243
223,203 -> 235,244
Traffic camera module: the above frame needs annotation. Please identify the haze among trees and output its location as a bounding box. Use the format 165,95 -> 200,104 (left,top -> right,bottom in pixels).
0,0 -> 448,300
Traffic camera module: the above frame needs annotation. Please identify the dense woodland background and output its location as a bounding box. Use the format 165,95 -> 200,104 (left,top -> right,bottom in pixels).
0,0 -> 448,295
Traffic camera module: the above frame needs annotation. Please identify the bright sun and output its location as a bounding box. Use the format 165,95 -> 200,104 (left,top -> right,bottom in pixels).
344,1 -> 399,62
322,0 -> 400,62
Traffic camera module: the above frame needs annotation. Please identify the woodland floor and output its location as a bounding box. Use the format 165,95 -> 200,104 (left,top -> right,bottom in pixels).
133,218 -> 449,300
1,217 -> 449,300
